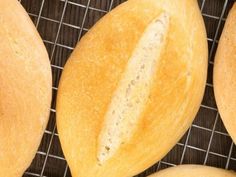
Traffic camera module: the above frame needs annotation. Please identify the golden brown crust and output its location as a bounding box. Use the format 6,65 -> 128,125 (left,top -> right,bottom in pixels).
214,3 -> 236,143
149,165 -> 236,177
0,0 -> 52,176
57,0 -> 208,176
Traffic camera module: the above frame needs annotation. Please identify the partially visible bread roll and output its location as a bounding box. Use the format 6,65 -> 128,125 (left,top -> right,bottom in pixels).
149,165 -> 236,177
214,3 -> 236,143
57,0 -> 208,176
0,0 -> 52,177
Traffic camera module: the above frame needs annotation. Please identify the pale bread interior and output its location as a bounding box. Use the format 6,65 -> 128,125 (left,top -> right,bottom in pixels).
97,12 -> 170,164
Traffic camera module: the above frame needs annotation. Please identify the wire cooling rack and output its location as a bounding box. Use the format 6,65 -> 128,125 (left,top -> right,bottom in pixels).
18,0 -> 236,176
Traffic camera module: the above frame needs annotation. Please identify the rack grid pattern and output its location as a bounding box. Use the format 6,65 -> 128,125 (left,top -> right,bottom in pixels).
18,0 -> 236,176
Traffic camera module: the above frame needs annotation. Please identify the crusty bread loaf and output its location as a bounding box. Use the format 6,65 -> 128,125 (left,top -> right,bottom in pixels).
214,3 -> 236,143
149,165 -> 236,177
0,0 -> 52,176
57,0 -> 208,176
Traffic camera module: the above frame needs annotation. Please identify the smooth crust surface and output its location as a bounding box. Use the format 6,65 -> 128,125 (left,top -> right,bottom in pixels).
214,3 -> 236,143
0,0 -> 52,177
149,165 -> 236,177
57,0 -> 208,176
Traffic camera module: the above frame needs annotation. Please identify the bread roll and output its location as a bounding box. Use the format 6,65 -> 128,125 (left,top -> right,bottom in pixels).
0,0 -> 52,176
57,0 -> 208,176
214,3 -> 236,143
149,165 -> 236,177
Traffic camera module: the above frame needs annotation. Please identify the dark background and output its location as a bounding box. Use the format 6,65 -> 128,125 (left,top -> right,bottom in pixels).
18,0 -> 236,176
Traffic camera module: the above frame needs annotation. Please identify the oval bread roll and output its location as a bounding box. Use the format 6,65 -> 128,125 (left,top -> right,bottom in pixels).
214,3 -> 236,143
0,0 -> 52,176
57,0 -> 208,176
149,165 -> 236,177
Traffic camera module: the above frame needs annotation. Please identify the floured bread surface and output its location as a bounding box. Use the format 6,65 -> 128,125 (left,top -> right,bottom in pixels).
57,0 -> 208,177
0,0 -> 52,177
214,3 -> 236,143
149,165 -> 236,177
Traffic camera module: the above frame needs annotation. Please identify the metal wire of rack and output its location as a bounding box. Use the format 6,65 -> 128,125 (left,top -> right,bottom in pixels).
17,0 -> 236,176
